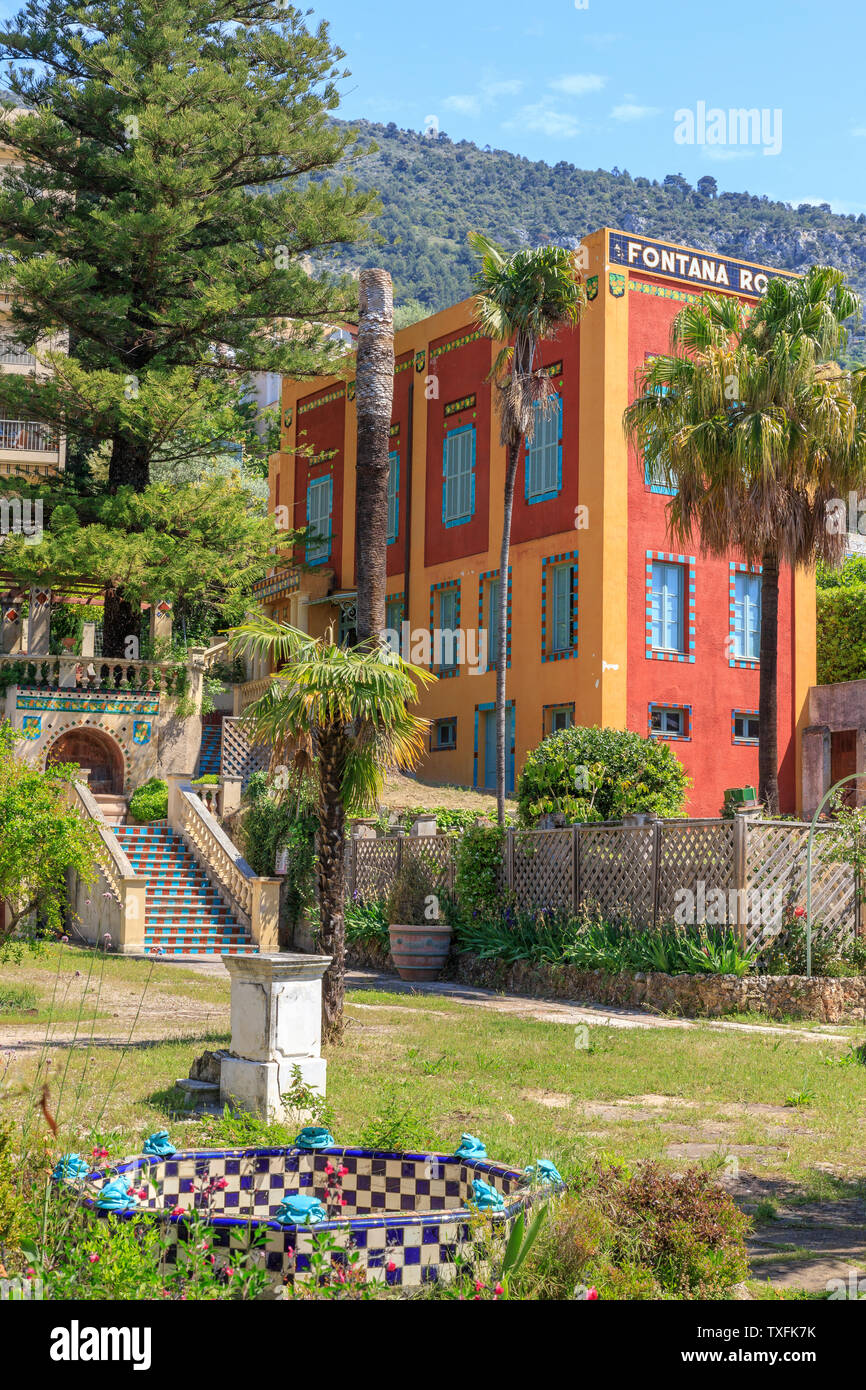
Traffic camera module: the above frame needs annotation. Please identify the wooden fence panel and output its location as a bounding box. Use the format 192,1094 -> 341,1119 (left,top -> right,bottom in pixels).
578,825 -> 655,926
656,820 -> 736,925
509,829 -> 574,913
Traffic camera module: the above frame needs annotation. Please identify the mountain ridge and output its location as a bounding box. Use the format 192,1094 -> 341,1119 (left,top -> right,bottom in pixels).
330,119 -> 866,347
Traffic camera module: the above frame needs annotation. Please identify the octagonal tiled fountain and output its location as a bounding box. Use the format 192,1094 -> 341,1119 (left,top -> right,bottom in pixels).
55,1132 -> 561,1289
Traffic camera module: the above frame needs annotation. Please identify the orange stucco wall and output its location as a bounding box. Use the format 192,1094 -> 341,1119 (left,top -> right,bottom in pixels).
267,228 -> 816,815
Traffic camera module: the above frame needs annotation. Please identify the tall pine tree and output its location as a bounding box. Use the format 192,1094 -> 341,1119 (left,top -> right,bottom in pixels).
0,0 -> 375,652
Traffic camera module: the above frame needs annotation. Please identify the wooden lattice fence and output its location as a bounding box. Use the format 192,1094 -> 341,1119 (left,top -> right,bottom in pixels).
347,816 -> 861,944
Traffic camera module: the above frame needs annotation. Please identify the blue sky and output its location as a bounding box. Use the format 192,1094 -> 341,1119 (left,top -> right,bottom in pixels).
313,0 -> 864,215
0,0 -> 860,213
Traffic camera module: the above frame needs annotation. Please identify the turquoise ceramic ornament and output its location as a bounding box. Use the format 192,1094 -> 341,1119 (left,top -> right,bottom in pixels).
455,1133 -> 487,1160
51,1153 -> 91,1183
143,1130 -> 176,1158
471,1178 -> 505,1211
523,1159 -> 563,1185
294,1127 -> 334,1150
96,1176 -> 141,1212
275,1193 -> 326,1226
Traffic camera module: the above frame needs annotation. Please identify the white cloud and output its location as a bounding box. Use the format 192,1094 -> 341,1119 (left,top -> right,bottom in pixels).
481,77 -> 524,100
504,101 -> 581,138
443,94 -> 482,116
852,126 -> 866,138
611,103 -> 661,122
548,74 -> 606,97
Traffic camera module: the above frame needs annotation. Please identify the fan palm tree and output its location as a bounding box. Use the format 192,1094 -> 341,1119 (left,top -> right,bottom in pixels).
228,618 -> 435,1042
469,233 -> 587,825
624,270 -> 865,812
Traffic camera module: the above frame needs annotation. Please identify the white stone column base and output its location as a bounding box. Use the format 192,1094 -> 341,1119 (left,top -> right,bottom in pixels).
220,1056 -> 327,1124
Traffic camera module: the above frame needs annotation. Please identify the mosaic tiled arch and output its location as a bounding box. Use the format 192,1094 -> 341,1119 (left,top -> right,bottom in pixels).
40,720 -> 133,787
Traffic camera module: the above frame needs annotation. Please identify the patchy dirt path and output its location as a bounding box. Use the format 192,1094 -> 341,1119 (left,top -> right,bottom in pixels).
345,968 -> 854,1044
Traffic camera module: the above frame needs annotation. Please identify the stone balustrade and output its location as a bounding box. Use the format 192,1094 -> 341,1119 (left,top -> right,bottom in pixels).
66,780 -> 147,953
167,775 -> 280,950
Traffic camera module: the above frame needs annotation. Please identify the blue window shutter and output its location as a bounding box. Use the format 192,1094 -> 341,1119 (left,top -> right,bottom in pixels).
387,450 -> 399,544
552,564 -> 571,651
526,396 -> 562,501
440,587 -> 457,633
488,578 -> 500,664
443,426 -> 476,525
306,476 -> 332,564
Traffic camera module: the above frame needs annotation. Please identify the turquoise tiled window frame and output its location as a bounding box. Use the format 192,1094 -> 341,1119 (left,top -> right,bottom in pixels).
728,561 -> 762,669
543,702 -> 575,738
385,591 -> 404,635
645,550 -> 695,663
525,394 -> 563,504
473,699 -> 515,791
429,579 -> 461,678
432,716 -> 457,752
442,424 -> 476,528
648,701 -> 692,742
477,566 -> 511,672
541,551 -> 579,662
732,708 -> 760,744
305,474 -> 332,566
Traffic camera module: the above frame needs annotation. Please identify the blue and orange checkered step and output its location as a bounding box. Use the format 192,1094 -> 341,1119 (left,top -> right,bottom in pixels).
116,824 -> 257,957
197,724 -> 222,777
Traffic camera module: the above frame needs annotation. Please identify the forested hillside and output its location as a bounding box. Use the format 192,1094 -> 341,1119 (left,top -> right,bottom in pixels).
328,120 -> 866,344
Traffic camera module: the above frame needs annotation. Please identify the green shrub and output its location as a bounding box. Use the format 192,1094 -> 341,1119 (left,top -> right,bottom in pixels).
516,1161 -> 750,1300
128,777 -> 168,823
240,772 -> 317,924
760,919 -> 857,977
453,824 -> 504,921
518,725 -> 689,826
817,584 -> 866,683
191,773 -> 220,786
345,898 -> 389,947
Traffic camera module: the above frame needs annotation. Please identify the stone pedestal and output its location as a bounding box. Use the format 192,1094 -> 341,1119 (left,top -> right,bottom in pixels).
219,953 -> 331,1122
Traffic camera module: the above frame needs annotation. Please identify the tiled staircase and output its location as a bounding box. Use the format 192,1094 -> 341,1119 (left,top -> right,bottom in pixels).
197,723 -> 222,777
115,824 -> 257,956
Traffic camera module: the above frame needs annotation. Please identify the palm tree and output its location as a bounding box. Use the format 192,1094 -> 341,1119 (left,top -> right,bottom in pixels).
469,233 -> 587,825
354,269 -> 395,643
624,270 -> 864,812
228,618 -> 434,1042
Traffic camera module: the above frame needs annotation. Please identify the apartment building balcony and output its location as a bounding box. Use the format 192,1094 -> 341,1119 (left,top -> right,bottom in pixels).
0,416 -> 65,476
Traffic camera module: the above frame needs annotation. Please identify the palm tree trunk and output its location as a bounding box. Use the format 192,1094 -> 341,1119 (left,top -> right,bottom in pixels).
496,440 -> 520,826
315,726 -> 347,1043
758,550 -> 780,814
354,269 -> 394,644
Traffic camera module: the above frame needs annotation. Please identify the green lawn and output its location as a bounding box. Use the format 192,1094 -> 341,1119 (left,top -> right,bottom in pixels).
2,946 -> 865,1296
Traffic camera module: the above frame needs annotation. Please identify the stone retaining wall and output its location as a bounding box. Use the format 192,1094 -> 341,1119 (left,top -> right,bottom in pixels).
342,940 -> 866,1024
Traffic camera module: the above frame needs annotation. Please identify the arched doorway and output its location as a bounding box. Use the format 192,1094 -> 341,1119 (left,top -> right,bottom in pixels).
47,728 -> 124,795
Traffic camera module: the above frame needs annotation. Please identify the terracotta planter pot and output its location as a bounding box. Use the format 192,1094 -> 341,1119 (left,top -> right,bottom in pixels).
388,923 -> 452,981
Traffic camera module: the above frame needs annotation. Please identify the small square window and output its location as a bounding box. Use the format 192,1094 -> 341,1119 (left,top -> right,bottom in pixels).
649,704 -> 689,739
433,717 -> 457,750
733,711 -> 759,743
551,706 -> 573,734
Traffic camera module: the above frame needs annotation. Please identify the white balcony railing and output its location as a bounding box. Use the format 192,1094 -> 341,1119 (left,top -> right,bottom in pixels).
0,344 -> 37,367
0,418 -> 58,451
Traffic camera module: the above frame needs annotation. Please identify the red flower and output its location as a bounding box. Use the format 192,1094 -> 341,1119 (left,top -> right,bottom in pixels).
215,1178 -> 228,1190
386,1261 -> 396,1272
324,1162 -> 334,1175
171,1205 -> 184,1216
88,1253 -> 99,1264
338,1165 -> 349,1176
137,1188 -> 148,1200
474,1279 -> 484,1292
794,906 -> 807,918
494,1283 -> 503,1296
587,1287 -> 599,1300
